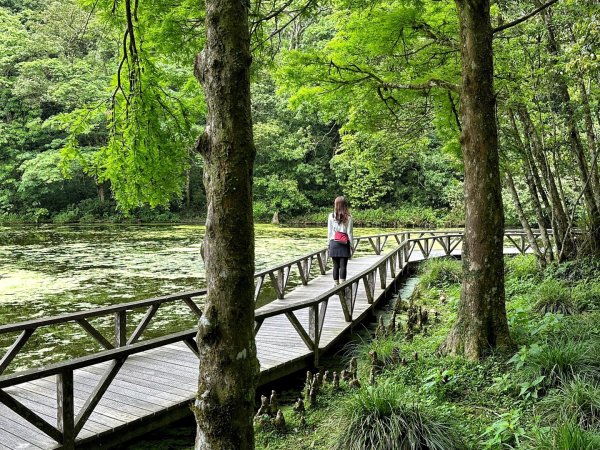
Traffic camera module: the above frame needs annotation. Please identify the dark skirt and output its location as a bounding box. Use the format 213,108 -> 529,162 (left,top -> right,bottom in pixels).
329,239 -> 351,258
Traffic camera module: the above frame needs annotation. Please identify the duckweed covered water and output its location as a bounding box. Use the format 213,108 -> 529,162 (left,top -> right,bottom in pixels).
0,223 -> 397,370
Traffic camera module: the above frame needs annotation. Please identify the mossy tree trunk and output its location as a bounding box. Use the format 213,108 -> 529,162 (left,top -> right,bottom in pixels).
192,0 -> 259,448
439,0 -> 513,359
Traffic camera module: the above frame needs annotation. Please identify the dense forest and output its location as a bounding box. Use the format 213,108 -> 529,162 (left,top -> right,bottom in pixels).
2,0 -> 597,232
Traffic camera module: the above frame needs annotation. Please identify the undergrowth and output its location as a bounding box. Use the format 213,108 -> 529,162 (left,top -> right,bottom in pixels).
255,255 -> 600,450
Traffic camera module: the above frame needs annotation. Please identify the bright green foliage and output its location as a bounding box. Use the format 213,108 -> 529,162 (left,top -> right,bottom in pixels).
0,0 -> 112,216
56,0 -> 205,210
276,0 -> 463,212
418,258 -> 462,289
572,282 -> 600,312
481,409 -> 527,449
505,255 -> 541,281
252,74 -> 337,218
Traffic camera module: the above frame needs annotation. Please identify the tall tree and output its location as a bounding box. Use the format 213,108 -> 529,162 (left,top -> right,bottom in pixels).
439,0 -> 512,358
192,0 -> 260,448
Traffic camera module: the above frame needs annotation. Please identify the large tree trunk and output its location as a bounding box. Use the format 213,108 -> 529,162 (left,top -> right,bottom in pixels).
193,0 -> 259,448
439,0 -> 512,359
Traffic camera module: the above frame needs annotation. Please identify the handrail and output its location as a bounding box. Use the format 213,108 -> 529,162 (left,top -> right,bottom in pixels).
0,290 -> 206,335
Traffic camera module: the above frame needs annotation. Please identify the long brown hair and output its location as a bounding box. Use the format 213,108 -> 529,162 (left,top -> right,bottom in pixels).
334,196 -> 350,224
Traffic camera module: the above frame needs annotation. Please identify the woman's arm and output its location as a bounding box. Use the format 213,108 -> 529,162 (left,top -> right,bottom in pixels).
327,214 -> 333,242
347,216 -> 353,247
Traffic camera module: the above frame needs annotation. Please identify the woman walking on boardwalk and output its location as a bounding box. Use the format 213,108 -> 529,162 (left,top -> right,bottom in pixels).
328,196 -> 353,286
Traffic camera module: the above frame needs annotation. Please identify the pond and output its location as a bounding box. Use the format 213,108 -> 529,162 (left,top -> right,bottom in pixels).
0,223 -> 397,370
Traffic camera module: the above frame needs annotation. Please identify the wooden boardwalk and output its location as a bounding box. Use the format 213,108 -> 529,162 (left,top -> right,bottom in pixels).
0,231 -> 540,449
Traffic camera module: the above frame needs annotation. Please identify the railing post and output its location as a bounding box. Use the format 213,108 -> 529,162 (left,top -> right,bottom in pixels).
115,311 -> 126,347
317,250 -> 328,275
57,370 -> 75,450
309,305 -> 319,367
378,261 -> 387,289
277,269 -> 284,298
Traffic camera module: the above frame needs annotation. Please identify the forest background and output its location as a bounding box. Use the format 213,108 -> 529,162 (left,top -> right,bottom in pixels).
0,0 -> 597,231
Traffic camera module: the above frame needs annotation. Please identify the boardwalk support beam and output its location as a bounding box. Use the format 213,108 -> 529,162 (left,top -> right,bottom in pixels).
57,370 -> 74,449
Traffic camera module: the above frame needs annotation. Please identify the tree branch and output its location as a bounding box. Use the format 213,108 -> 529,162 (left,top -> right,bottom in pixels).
327,60 -> 461,93
493,0 -> 560,34
383,79 -> 461,94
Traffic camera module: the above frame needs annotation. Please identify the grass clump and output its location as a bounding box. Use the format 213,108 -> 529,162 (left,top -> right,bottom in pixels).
547,313 -> 600,343
336,382 -> 463,450
419,258 -> 462,289
534,279 -> 577,315
521,341 -> 600,387
532,422 -> 600,449
539,377 -> 600,430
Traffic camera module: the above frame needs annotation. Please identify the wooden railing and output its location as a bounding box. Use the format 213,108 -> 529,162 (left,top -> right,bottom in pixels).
0,229 -> 551,448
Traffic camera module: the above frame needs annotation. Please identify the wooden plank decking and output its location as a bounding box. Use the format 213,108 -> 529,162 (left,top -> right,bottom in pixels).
0,231 -> 538,449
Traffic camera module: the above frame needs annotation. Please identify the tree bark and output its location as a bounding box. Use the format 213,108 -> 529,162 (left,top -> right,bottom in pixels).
505,171 -> 546,266
97,182 -> 105,203
193,0 -> 259,448
439,0 -> 512,359
508,109 -> 553,261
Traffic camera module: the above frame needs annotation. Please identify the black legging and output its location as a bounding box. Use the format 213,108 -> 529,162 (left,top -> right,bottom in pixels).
332,257 -> 348,281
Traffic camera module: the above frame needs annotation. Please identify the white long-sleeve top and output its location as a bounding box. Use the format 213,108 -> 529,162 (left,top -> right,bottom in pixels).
327,213 -> 353,246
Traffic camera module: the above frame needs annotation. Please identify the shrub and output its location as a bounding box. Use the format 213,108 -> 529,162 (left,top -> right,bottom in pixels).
539,378 -> 600,430
481,409 -> 527,449
419,258 -> 462,289
76,198 -> 118,219
335,382 -> 463,450
253,201 -> 270,221
545,257 -> 600,283
534,279 -> 577,315
572,282 -> 600,312
52,207 -> 80,224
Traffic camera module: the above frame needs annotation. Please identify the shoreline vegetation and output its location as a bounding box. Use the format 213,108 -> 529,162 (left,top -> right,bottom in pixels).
253,255 -> 600,450
1,204 -> 524,229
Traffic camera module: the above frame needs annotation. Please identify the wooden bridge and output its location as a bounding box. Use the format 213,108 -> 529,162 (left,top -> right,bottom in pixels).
0,230 -> 541,449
